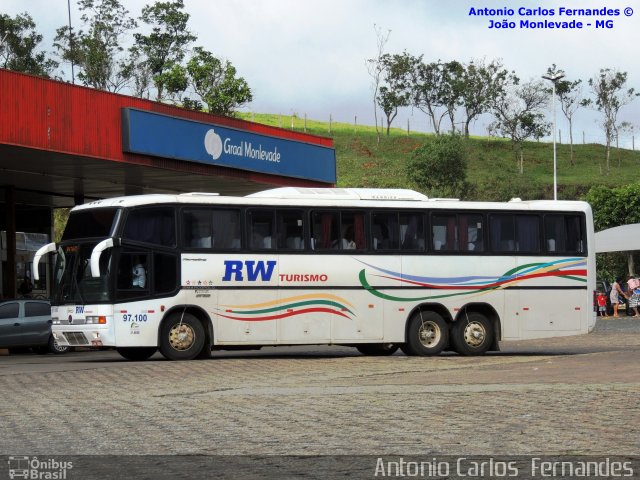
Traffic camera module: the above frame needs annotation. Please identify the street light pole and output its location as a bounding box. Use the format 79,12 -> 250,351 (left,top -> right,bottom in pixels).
542,72 -> 565,200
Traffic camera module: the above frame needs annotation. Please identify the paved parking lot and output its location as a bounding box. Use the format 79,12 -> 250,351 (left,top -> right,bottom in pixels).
0,318 -> 638,458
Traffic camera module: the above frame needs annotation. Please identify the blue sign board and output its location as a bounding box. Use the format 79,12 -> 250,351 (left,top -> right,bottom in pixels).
121,108 -> 336,184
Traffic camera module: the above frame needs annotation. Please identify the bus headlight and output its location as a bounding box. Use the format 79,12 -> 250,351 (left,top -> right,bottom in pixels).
52,318 -> 60,325
86,316 -> 107,324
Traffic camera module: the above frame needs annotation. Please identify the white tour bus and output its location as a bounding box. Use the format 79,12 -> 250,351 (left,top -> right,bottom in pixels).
34,188 -> 596,361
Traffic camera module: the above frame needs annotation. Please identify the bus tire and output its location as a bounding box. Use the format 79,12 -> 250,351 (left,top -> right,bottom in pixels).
356,343 -> 399,356
402,311 -> 448,356
451,312 -> 493,356
116,347 -> 157,361
159,313 -> 205,361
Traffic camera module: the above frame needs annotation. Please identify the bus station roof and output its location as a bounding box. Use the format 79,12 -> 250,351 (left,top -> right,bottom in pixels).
0,69 -> 335,208
595,224 -> 640,253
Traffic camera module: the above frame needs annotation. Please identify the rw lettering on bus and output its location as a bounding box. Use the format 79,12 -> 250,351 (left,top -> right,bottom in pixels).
222,260 -> 277,282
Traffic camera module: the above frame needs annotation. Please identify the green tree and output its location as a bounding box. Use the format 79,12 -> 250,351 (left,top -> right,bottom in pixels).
377,51 -> 419,135
0,12 -> 56,76
411,60 -> 448,135
406,134 -> 471,198
585,68 -> 638,174
157,62 -> 188,103
54,0 -> 137,91
441,60 -> 465,134
411,60 -> 464,135
490,79 -> 550,174
585,183 -> 640,278
133,0 -> 196,101
186,47 -> 252,116
460,58 -> 512,138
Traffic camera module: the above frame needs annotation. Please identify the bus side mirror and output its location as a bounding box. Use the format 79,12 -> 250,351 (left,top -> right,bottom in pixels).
33,243 -> 56,280
90,238 -> 121,278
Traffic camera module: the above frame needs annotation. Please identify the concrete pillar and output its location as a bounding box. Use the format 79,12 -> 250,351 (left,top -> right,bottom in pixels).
4,186 -> 16,298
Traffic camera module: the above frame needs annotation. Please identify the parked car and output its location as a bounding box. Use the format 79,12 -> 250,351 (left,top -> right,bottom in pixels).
0,299 -> 69,354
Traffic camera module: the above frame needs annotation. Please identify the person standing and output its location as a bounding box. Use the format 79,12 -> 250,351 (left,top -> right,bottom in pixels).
597,291 -> 608,317
627,275 -> 640,317
610,277 -> 628,317
596,291 -> 609,318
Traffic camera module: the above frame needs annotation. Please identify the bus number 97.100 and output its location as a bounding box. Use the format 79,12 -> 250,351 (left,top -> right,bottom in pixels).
123,314 -> 148,322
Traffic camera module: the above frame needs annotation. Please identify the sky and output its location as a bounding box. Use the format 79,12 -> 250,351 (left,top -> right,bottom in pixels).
3,0 -> 640,146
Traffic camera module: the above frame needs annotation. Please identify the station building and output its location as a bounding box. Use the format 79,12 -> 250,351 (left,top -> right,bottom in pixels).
0,69 -> 336,298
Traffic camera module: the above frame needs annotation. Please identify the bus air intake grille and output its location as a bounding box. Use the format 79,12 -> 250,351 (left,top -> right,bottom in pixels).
63,332 -> 90,346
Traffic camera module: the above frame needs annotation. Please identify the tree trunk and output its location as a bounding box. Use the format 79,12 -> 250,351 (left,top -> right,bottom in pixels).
519,149 -> 524,174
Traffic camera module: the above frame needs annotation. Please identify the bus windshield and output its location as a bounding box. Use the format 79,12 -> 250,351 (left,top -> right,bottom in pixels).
61,208 -> 120,241
51,243 -> 112,304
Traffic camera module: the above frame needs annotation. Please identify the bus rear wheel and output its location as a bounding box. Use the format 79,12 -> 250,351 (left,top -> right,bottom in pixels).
159,313 -> 205,361
401,311 -> 448,356
356,343 -> 399,356
451,312 -> 493,356
117,347 -> 157,361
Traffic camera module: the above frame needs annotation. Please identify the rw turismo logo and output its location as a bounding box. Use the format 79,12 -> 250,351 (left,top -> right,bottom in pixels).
204,129 -> 223,160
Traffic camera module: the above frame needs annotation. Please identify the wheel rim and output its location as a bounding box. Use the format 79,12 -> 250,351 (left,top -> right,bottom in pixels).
168,323 -> 196,351
53,342 -> 67,353
463,321 -> 486,348
418,321 -> 441,348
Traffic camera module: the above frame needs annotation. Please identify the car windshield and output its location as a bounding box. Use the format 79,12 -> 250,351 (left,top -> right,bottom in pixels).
51,243 -> 112,305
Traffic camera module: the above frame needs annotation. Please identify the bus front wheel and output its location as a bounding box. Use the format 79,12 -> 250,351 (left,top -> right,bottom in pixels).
159,312 -> 205,361
401,311 -> 448,356
451,312 -> 493,356
117,347 -> 157,361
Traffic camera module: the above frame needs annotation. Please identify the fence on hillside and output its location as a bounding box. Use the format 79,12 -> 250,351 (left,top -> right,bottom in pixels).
244,112 -> 638,151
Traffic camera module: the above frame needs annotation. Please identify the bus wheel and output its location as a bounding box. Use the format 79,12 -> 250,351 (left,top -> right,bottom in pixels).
451,312 -> 493,356
402,311 -> 448,356
116,347 -> 157,361
356,343 -> 399,356
159,313 -> 205,361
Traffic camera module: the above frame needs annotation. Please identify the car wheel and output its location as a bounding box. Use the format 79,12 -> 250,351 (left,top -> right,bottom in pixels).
49,335 -> 70,354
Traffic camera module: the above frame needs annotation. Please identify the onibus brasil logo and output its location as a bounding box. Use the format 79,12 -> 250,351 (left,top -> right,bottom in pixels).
7,456 -> 73,479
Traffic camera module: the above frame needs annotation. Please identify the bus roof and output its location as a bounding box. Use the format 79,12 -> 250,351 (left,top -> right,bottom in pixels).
72,188 -> 592,213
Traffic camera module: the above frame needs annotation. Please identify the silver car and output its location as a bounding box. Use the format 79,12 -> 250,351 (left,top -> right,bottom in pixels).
0,299 -> 69,354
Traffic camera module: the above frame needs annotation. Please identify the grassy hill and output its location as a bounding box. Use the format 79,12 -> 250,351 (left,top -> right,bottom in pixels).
238,113 -> 640,201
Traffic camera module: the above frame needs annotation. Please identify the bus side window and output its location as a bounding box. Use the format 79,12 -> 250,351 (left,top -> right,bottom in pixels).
340,212 -> 366,250
123,207 -> 176,247
515,215 -> 540,253
489,214 -> 515,252
277,210 -> 305,250
400,213 -> 425,251
545,214 -> 584,254
211,209 -> 241,250
432,214 -> 457,251
372,212 -> 399,250
184,210 -> 213,248
311,211 -> 339,250
248,209 -> 275,250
